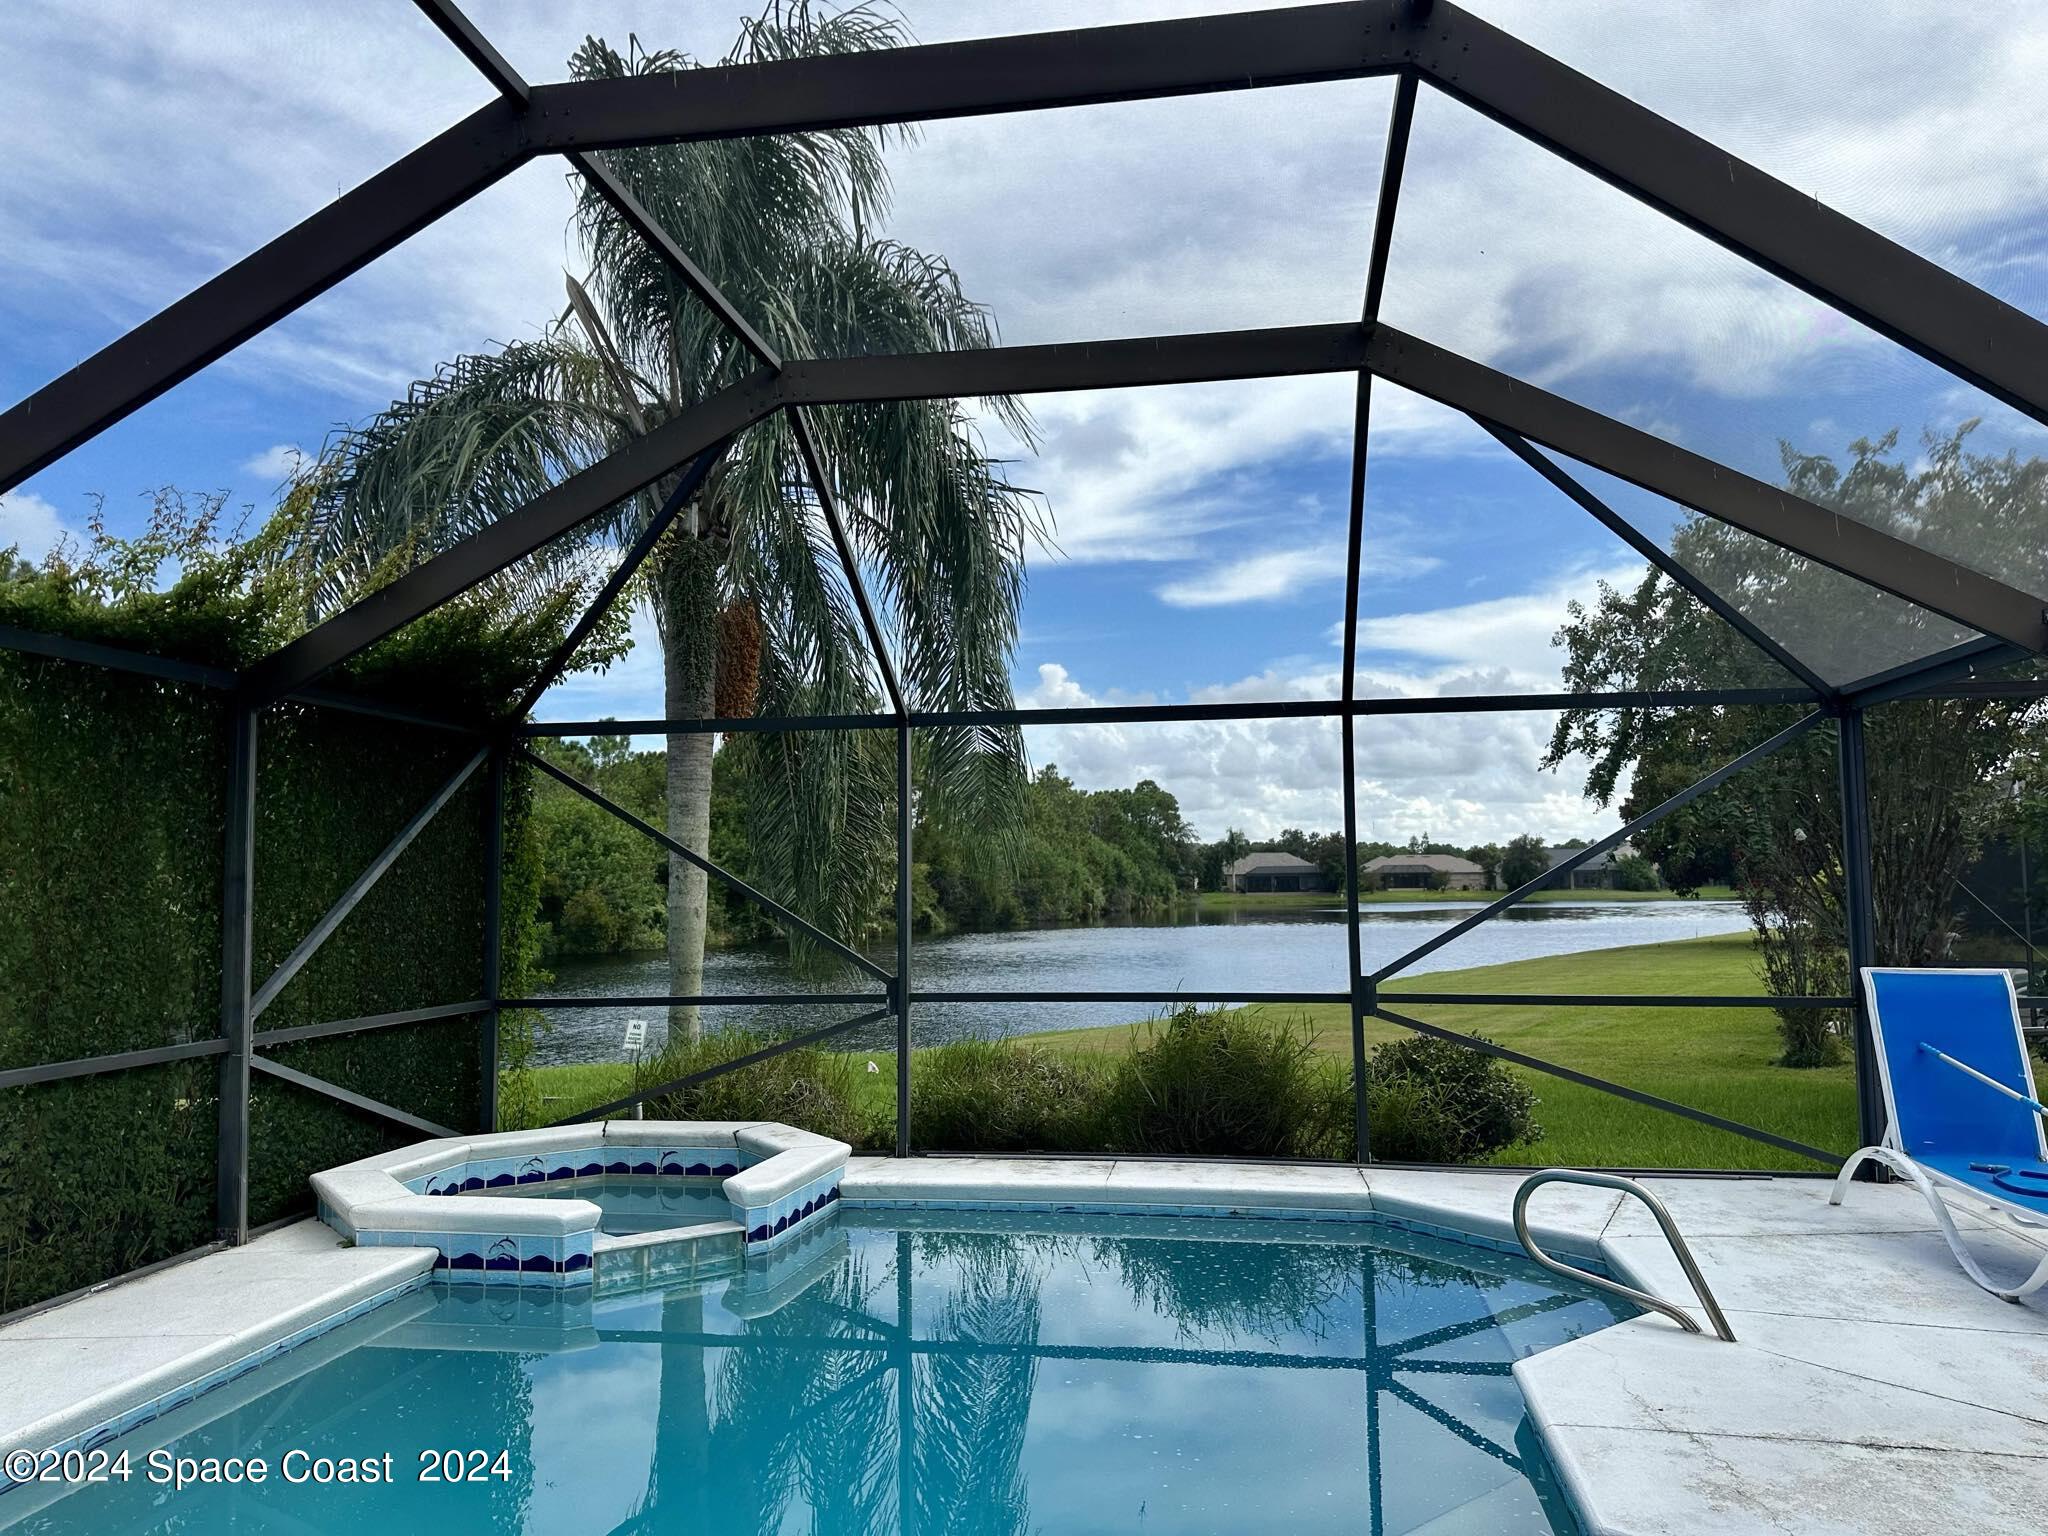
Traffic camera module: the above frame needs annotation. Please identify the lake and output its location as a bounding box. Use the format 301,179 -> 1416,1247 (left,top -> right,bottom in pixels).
527,899 -> 1750,1065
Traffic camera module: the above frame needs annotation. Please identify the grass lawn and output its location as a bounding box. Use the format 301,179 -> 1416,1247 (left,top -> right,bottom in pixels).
518,930 -> 1855,1172
1184,886 -> 1736,911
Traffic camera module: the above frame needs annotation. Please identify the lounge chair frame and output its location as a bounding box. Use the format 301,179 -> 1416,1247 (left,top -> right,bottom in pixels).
1832,968 -> 2048,1302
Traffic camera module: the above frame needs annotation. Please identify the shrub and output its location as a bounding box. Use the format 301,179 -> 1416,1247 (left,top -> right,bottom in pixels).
911,1039 -> 1099,1152
1610,853 -> 1660,892
1365,1035 -> 1541,1163
637,1029 -> 880,1148
1094,1007 -> 1351,1159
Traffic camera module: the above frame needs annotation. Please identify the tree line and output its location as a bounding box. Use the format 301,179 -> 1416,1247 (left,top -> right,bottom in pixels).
527,737 -> 1637,960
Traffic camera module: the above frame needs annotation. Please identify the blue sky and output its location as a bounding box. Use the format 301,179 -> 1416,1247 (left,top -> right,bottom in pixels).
7,1 -> 2048,843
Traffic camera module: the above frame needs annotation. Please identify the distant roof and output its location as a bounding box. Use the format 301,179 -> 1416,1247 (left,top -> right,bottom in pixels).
1227,851 -> 1316,875
1364,853 -> 1483,874
1547,843 -> 1635,871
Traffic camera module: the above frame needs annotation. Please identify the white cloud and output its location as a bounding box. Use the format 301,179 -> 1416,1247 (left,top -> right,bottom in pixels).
240,443 -> 305,481
1157,542 -> 1345,607
0,491 -> 73,562
1353,562 -> 1645,687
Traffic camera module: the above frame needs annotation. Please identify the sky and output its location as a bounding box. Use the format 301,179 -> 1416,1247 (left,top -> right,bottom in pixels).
6,1 -> 2048,845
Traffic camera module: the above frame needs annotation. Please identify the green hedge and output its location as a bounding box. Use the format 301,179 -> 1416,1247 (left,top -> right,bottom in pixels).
0,656 -> 227,1070
0,658 -> 507,1311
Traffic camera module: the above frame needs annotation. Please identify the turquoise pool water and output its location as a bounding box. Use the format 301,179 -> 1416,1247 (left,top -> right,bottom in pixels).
486,1174 -> 734,1234
4,1211 -> 1629,1534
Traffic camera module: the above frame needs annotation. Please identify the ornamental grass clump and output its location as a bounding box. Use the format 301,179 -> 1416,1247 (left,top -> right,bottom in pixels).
909,1038 -> 1100,1152
1094,1006 -> 1350,1160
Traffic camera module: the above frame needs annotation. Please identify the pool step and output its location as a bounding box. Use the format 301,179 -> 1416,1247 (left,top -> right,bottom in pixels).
593,1222 -> 744,1297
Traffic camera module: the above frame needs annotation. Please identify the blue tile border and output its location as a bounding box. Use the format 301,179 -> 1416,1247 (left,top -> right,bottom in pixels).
337,1134 -> 842,1273
0,1270 -> 433,1499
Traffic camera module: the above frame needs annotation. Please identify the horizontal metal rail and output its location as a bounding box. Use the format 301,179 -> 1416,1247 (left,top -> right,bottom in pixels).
1380,992 -> 1852,1009
1514,1169 -> 1737,1341
911,989 -> 1349,1005
516,688 -> 1821,737
0,624 -> 483,734
1376,1004 -> 1839,1166
505,993 -> 884,1009
0,622 -> 237,688
251,998 -> 487,1048
0,1037 -> 227,1091
249,1055 -> 459,1139
551,1004 -> 894,1125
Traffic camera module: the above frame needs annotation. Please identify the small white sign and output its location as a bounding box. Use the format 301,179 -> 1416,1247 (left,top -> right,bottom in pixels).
622,1019 -> 648,1052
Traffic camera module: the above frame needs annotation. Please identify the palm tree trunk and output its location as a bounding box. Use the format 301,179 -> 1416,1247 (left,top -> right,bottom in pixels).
653,531 -> 723,1044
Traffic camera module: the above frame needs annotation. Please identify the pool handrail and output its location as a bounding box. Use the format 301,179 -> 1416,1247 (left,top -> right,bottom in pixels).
1512,1168 -> 1737,1342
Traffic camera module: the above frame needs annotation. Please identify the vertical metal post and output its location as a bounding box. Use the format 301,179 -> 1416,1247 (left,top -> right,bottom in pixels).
1836,707 -> 1883,1148
480,743 -> 505,1133
2019,801 -> 2036,992
1340,369 -> 1373,1163
895,723 -> 913,1158
216,705 -> 258,1243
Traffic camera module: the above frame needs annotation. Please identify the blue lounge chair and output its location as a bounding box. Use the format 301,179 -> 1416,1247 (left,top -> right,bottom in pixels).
1832,967 -> 2048,1301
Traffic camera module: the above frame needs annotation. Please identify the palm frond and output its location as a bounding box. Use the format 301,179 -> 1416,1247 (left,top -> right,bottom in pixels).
301,334 -> 638,615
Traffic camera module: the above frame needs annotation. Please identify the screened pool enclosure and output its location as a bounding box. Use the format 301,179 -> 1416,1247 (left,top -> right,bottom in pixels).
6,0 -> 2048,1271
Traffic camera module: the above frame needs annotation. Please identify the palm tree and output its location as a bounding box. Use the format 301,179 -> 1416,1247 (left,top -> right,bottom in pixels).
303,4 -> 1043,1039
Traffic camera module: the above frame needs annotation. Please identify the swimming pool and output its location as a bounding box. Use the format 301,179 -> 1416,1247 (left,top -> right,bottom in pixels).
4,1210 -> 1629,1534
479,1174 -> 734,1235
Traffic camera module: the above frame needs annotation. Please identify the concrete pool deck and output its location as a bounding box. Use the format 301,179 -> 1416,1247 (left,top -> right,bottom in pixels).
4,1162 -> 2044,1532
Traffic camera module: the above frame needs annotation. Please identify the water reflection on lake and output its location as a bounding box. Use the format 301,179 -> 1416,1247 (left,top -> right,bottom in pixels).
531,900 -> 1749,1065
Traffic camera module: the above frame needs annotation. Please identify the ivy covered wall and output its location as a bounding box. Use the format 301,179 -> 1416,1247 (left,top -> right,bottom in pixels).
0,654 -> 508,1311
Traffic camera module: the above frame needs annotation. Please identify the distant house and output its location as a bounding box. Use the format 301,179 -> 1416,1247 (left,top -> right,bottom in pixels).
1364,853 -> 1487,891
1224,851 -> 1332,893
1545,843 -> 1650,890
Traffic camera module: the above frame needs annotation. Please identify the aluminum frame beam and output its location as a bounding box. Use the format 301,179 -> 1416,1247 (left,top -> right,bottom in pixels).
252,317 -> 2045,704
216,707 -> 257,1243
1478,422 -> 1837,698
516,688 -> 1819,738
1843,636 -> 2022,710
791,407 -> 905,716
510,442 -> 733,720
15,1 -> 2048,495
250,1055 -> 460,1140
1366,325 -> 2048,654
243,368 -> 781,700
251,999 -> 488,1050
248,746 -> 488,1021
0,1038 -> 227,1093
412,0 -> 785,370
505,992 -> 882,1009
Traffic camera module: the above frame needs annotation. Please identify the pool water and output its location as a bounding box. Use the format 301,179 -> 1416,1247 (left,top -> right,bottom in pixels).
483,1174 -> 734,1234
6,1211 -> 1629,1535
